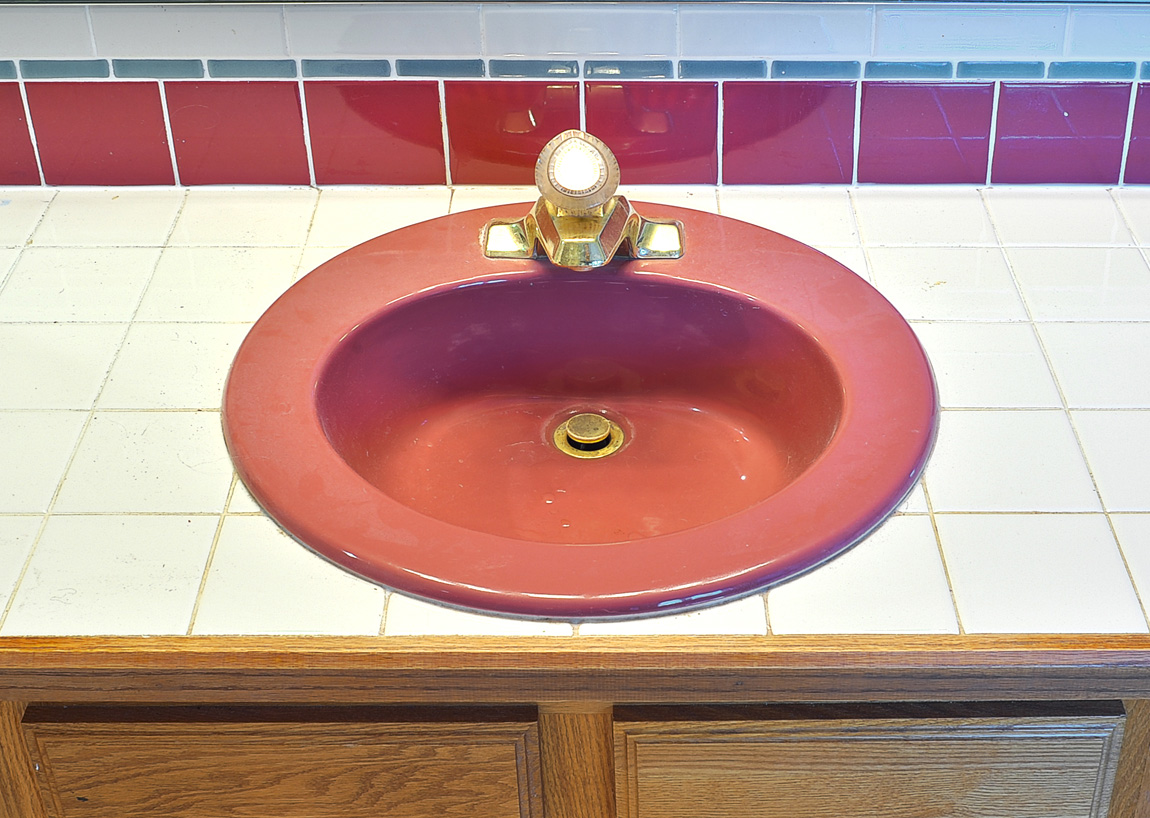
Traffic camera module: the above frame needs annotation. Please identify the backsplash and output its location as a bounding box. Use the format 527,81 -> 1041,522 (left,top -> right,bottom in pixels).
3,2 -> 1150,186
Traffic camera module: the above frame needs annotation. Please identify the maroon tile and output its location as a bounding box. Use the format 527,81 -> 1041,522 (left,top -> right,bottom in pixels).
1123,84 -> 1150,184
25,81 -> 172,185
306,81 -> 445,185
723,82 -> 855,185
858,82 -> 993,184
992,83 -> 1130,184
0,83 -> 38,185
444,81 -> 578,184
586,82 -> 718,184
166,82 -> 309,185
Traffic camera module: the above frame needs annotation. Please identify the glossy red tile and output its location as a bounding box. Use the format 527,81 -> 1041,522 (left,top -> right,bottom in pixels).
25,81 -> 172,185
1123,84 -> 1150,184
858,83 -> 994,184
586,82 -> 717,184
992,83 -> 1130,184
444,81 -> 578,184
0,83 -> 38,185
723,82 -> 855,185
166,82 -> 309,185
306,81 -> 445,185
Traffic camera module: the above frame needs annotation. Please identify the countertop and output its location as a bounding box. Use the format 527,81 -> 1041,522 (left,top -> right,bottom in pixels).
0,184 -> 1147,639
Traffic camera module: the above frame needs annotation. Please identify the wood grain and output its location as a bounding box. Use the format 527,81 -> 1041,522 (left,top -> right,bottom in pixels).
0,702 -> 47,818
1110,700 -> 1150,818
538,704 -> 615,818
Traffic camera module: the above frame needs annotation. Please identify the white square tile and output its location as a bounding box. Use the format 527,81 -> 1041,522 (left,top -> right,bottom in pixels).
866,247 -> 1027,321
169,189 -> 318,247
0,516 -> 41,616
936,514 -> 1147,634
449,186 -> 538,213
0,323 -> 124,410
227,478 -> 263,514
384,593 -> 573,636
0,247 -> 160,321
984,189 -> 1134,247
768,516 -> 959,634
91,5 -> 287,58
192,515 -> 386,635
288,4 -> 482,58
1111,514 -> 1150,609
54,411 -> 233,514
0,247 -> 19,285
681,4 -> 873,59
874,5 -> 1066,59
136,246 -> 299,322
307,188 -> 453,247
910,322 -> 1061,408
620,186 -> 719,214
719,187 -> 858,247
485,4 -> 675,58
0,515 -> 215,636
925,410 -> 1101,512
98,324 -> 249,410
853,188 -> 998,246
1006,247 -> 1150,321
31,190 -> 184,247
1073,411 -> 1150,512
1037,323 -> 1150,408
0,411 -> 86,512
1067,7 -> 1150,59
0,191 -> 54,245
1114,188 -> 1150,246
578,595 -> 767,636
0,6 -> 94,58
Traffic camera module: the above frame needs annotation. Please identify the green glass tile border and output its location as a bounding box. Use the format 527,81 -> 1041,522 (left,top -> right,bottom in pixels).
301,59 -> 391,78
957,61 -> 1045,79
489,60 -> 578,78
678,60 -> 767,79
586,60 -> 674,79
113,59 -> 204,79
207,60 -> 297,79
20,60 -> 109,79
397,59 -> 484,78
865,61 -> 953,80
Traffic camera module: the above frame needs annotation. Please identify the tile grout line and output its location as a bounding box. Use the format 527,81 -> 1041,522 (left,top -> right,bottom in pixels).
716,81 -> 724,186
0,191 -> 55,297
15,77 -> 47,186
186,473 -> 238,635
985,82 -> 1002,186
297,72 -> 318,188
377,592 -> 391,636
920,479 -> 967,635
1119,82 -> 1139,186
157,81 -> 182,187
761,592 -> 773,636
438,80 -> 452,186
851,80 -> 862,185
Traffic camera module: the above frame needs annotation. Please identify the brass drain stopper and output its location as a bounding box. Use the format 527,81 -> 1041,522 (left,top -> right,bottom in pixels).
554,413 -> 625,459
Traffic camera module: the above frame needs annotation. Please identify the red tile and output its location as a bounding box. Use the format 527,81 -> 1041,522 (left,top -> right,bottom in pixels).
166,82 -> 310,185
992,83 -> 1130,184
585,82 -> 717,184
305,81 -> 445,185
723,82 -> 855,185
25,82 -> 173,186
1123,84 -> 1150,184
444,81 -> 578,184
858,82 -> 993,184
0,83 -> 38,185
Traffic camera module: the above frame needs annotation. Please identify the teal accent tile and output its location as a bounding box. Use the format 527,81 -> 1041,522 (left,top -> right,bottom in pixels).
586,60 -> 674,79
113,59 -> 204,79
1048,62 -> 1136,80
956,61 -> 1044,79
20,60 -> 109,80
397,59 -> 484,78
772,61 -> 860,80
489,60 -> 578,78
0,61 -> 15,80
678,60 -> 767,80
208,60 -> 296,79
865,61 -> 953,80
301,60 -> 391,78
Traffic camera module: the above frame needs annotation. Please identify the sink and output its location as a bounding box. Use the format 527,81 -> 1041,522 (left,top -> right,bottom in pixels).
223,204 -> 937,618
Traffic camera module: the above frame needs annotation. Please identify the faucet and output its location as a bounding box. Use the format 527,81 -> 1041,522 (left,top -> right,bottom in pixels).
482,130 -> 685,271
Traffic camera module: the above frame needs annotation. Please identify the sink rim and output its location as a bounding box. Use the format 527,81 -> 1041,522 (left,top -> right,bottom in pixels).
223,203 -> 938,619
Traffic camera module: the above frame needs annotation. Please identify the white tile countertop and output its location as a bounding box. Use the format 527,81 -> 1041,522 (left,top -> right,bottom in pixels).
0,185 -> 1148,638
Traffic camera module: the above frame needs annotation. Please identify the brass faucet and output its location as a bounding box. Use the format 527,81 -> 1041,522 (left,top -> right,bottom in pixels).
482,130 -> 685,271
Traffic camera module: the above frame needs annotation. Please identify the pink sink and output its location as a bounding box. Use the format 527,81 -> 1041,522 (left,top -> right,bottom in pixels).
223,205 -> 937,618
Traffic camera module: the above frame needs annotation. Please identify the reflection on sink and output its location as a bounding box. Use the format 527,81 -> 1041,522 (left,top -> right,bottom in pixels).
223,204 -> 937,619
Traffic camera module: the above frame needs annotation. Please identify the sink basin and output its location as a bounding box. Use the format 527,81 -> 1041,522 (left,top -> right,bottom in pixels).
223,204 -> 937,618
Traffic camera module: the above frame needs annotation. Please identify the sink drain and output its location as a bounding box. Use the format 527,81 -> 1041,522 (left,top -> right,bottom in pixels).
553,412 -> 625,459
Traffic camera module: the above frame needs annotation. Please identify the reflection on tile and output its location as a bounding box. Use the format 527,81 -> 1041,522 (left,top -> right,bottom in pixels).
991,83 -> 1130,184
0,247 -> 160,321
0,190 -> 53,245
98,323 -> 249,410
306,82 -> 445,185
385,593 -> 572,636
769,516 -> 958,634
853,188 -> 997,246
720,186 -> 858,246
0,324 -> 124,410
587,82 -> 718,184
166,82 -> 310,185
193,515 -> 387,636
1038,323 -> 1150,408
307,188 -> 452,247
1,515 -> 214,636
446,81 -> 578,185
586,60 -> 673,79
1074,412 -> 1150,512
0,83 -> 39,185
858,83 -> 993,184
0,517 -> 39,616
54,412 -> 233,513
31,189 -> 183,247
984,188 -> 1134,246
925,410 -> 1101,512
724,82 -> 854,184
579,595 -> 766,636
489,60 -> 578,78
170,189 -> 317,247
1124,87 -> 1150,184
1006,247 -> 1150,321
911,322 -> 1061,408
0,411 -> 86,512
866,247 -> 1026,321
25,82 -> 173,186
937,514 -> 1146,634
